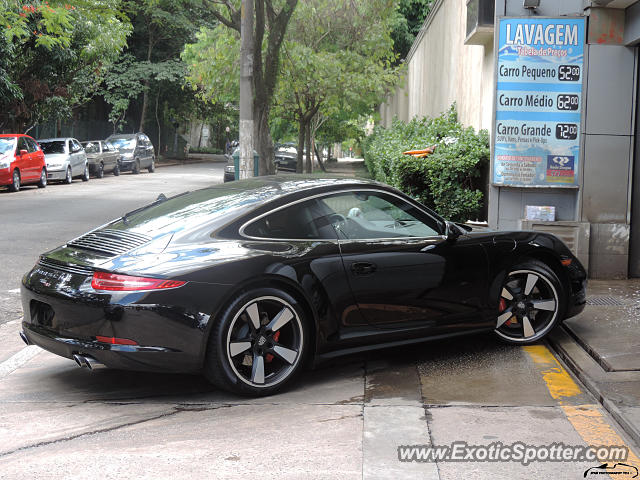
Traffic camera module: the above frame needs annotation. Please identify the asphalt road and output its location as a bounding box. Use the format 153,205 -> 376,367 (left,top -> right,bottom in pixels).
0,163 -> 638,479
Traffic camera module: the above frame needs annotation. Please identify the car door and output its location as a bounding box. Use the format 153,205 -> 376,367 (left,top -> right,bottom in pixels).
102,142 -> 117,169
318,189 -> 490,334
25,137 -> 41,180
70,139 -> 85,175
15,137 -> 31,180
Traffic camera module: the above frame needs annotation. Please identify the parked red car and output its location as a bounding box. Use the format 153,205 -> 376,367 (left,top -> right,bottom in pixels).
0,134 -> 47,192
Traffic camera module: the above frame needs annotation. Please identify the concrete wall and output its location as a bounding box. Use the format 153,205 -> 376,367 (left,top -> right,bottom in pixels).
380,0 -> 494,133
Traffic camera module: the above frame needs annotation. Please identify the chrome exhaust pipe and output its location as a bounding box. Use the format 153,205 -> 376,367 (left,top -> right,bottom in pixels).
19,332 -> 30,346
72,354 -> 86,368
72,354 -> 103,370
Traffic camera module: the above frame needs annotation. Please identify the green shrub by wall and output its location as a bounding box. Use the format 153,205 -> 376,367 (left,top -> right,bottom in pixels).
363,104 -> 489,222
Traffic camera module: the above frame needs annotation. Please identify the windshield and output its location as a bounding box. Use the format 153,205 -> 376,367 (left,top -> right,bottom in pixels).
0,138 -> 15,155
82,142 -> 99,154
40,141 -> 66,154
109,138 -> 135,150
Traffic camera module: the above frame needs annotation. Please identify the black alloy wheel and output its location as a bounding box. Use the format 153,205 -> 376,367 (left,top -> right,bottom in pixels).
205,288 -> 308,396
37,168 -> 47,188
9,169 -> 20,192
113,164 -> 120,176
494,260 -> 563,344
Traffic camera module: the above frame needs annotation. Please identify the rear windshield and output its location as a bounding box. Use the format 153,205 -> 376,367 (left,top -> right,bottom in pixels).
0,138 -> 15,155
109,138 -> 135,150
40,141 -> 66,154
82,142 -> 99,154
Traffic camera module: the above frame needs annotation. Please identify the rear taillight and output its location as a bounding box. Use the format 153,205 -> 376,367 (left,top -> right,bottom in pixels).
91,272 -> 186,291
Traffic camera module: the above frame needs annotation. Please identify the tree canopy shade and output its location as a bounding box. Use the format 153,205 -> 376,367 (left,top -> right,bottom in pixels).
275,0 -> 398,172
0,0 -> 130,131
184,0 -> 298,175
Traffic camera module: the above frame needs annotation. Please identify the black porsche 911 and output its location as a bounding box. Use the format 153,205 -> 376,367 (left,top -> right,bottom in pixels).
20,176 -> 587,396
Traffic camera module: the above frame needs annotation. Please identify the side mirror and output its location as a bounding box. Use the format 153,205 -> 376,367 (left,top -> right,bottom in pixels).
446,222 -> 463,242
19,149 -> 28,156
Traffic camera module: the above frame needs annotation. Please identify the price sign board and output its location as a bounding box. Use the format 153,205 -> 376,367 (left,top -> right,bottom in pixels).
493,17 -> 585,187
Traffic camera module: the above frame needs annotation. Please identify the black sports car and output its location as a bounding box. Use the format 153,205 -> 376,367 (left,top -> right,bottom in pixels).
20,177 -> 587,396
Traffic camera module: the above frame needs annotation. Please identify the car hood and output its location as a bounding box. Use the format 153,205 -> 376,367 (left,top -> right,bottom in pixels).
44,153 -> 70,163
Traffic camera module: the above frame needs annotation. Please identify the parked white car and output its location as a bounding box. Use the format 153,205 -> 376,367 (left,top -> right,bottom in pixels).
38,137 -> 89,184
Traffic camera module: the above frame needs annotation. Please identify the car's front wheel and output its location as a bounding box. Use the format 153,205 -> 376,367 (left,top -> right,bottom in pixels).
113,163 -> 120,176
81,164 -> 90,182
64,167 -> 72,184
204,288 -> 309,396
96,163 -> 104,178
148,157 -> 155,173
132,159 -> 140,174
9,169 -> 20,192
494,260 -> 563,344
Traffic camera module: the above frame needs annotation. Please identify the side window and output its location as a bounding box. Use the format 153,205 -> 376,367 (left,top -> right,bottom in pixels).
73,140 -> 83,152
243,199 -> 337,240
102,142 -> 110,152
26,138 -> 38,152
318,191 -> 441,240
17,137 -> 28,153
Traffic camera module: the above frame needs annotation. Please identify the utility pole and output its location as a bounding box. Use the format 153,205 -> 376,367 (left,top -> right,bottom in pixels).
239,0 -> 254,179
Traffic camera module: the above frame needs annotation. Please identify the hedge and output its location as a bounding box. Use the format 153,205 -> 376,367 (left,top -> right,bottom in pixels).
362,104 -> 489,222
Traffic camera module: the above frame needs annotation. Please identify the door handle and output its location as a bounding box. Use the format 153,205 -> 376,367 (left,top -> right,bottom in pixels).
350,262 -> 376,275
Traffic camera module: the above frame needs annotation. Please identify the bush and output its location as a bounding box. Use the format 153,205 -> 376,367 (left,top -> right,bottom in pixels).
362,104 -> 489,222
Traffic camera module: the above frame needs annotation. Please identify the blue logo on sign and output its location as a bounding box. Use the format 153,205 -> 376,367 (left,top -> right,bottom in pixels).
547,155 -> 574,170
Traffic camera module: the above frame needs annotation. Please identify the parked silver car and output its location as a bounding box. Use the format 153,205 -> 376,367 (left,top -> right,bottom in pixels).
81,140 -> 120,178
105,133 -> 155,174
38,138 -> 89,184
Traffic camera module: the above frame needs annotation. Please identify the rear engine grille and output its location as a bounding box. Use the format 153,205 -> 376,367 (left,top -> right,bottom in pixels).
67,229 -> 151,257
38,258 -> 94,276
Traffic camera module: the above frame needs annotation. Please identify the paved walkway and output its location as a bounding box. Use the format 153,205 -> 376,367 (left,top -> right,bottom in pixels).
549,279 -> 640,447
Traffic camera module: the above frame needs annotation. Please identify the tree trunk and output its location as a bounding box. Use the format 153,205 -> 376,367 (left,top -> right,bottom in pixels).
139,30 -> 154,133
155,92 -> 161,154
305,121 -> 312,173
296,117 -> 305,173
314,143 -> 327,173
254,100 -> 275,175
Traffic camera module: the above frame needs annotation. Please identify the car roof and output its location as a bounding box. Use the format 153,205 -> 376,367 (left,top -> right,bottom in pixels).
107,134 -> 137,138
0,133 -> 31,138
38,138 -> 72,142
82,140 -> 103,143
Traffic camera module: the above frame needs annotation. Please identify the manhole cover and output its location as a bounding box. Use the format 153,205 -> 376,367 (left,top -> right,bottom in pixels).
586,296 -> 626,306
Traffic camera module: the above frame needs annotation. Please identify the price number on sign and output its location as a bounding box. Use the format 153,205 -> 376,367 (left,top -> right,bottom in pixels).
557,94 -> 580,111
555,123 -> 578,140
558,65 -> 580,81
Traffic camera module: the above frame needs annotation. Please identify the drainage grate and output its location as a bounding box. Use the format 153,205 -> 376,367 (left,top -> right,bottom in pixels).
586,296 -> 626,306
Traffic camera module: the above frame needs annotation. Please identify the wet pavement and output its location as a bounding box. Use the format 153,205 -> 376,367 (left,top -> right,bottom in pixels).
1,163 -> 639,478
549,279 -> 640,449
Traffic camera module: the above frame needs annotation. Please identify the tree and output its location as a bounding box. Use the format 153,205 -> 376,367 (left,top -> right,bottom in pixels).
185,0 -> 298,175
274,0 -> 398,173
390,0 -> 434,61
0,1 -> 130,132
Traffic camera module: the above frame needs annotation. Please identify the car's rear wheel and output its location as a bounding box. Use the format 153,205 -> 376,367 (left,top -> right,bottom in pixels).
96,163 -> 104,178
204,288 -> 309,396
494,260 -> 563,344
113,163 -> 120,176
37,168 -> 46,188
132,159 -> 140,174
64,167 -> 72,184
9,169 -> 20,192
81,164 -> 90,182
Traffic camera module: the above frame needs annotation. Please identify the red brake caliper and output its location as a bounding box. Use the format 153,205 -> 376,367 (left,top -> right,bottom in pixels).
499,298 -> 506,312
265,331 -> 280,363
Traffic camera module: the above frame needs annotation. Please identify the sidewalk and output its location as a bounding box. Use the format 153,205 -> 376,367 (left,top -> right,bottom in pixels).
548,279 -> 640,445
156,152 -> 227,167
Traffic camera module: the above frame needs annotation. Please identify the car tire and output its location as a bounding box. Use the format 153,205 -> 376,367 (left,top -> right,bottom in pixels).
37,168 -> 47,188
132,159 -> 140,174
494,259 -> 565,345
64,167 -> 72,184
8,169 -> 20,192
96,163 -> 104,178
204,287 -> 310,396
113,164 -> 120,176
148,157 -> 155,173
81,164 -> 90,182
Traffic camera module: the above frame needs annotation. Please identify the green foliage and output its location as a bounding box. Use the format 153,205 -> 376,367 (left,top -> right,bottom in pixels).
362,105 -> 489,222
390,0 -> 435,60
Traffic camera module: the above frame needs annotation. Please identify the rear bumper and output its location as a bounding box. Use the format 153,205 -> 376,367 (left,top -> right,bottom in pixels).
563,260 -> 588,320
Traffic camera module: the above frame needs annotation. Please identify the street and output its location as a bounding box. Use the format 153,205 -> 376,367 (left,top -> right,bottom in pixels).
0,163 -> 638,479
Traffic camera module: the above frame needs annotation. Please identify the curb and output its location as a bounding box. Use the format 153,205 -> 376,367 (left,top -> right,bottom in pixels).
546,327 -> 640,446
